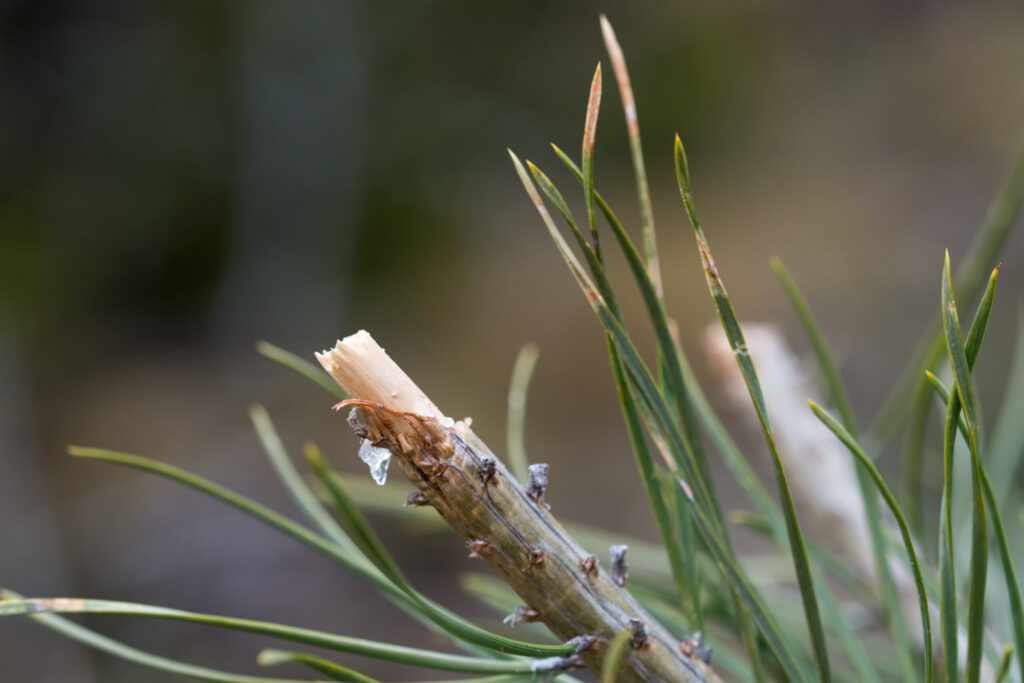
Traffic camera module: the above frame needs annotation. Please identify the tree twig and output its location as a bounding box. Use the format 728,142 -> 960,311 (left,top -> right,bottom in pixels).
316,331 -> 719,683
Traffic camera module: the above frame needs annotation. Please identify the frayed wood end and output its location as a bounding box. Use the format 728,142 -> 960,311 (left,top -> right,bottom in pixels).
315,330 -> 444,420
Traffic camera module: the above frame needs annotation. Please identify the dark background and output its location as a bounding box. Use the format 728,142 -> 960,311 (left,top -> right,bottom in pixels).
2,1 -> 1022,680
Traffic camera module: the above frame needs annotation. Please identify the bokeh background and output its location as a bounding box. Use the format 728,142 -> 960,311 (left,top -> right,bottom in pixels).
2,2 -> 1023,680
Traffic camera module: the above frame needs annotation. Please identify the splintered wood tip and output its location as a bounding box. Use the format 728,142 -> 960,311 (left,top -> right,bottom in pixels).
315,330 -> 444,419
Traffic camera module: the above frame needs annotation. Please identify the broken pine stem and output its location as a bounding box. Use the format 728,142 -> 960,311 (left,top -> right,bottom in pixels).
316,331 -> 719,683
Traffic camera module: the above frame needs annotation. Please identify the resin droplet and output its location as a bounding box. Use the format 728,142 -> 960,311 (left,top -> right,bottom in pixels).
358,439 -> 392,485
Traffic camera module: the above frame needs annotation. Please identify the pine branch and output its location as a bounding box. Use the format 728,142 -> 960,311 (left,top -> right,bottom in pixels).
316,331 -> 719,683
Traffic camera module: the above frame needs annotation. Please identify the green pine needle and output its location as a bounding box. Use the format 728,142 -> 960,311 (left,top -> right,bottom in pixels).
66,446 -> 571,659
772,257 -> 914,680
0,597 -> 561,675
256,340 -> 347,400
0,590 -> 312,683
675,134 -> 830,683
809,403 -> 933,682
505,343 -> 540,485
258,650 -> 381,683
941,252 -> 988,683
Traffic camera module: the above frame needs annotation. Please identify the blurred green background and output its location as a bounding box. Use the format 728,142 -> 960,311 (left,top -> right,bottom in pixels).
2,1 -> 1022,680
